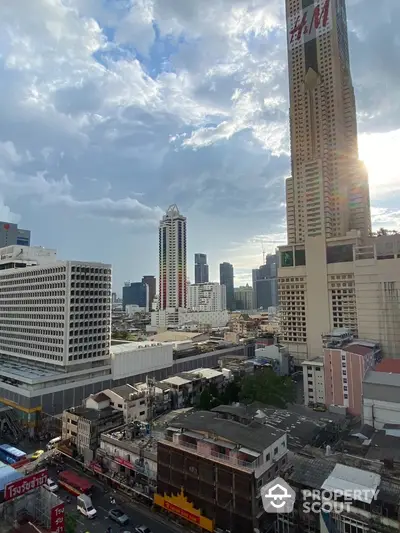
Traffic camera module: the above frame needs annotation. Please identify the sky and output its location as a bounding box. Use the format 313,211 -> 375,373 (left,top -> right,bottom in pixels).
0,0 -> 399,292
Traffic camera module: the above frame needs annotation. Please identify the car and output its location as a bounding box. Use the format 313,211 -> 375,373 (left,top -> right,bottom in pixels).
134,526 -> 152,533
31,450 -> 44,460
44,478 -> 59,492
108,509 -> 129,526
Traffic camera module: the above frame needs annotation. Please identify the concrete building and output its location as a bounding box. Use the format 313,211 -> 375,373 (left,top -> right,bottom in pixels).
363,360 -> 400,429
0,220 -> 31,247
142,275 -> 156,311
122,281 -> 148,311
252,254 -> 278,310
62,393 -> 124,454
159,204 -> 187,310
323,331 -> 380,416
102,384 -> 149,423
0,244 -> 112,426
188,282 -> 226,312
156,405 -> 288,533
219,262 -> 234,311
254,343 -> 290,376
194,253 -> 209,284
178,309 -> 230,328
278,0 -> 376,363
234,285 -> 254,311
302,358 -> 325,406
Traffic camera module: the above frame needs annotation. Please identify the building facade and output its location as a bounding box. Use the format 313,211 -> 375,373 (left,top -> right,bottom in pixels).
194,253 -> 209,284
188,283 -> 226,312
0,221 -> 31,248
252,254 -> 278,310
234,285 -> 254,311
363,360 -> 400,429
277,0 -> 375,362
323,335 -> 380,416
302,358 -> 325,406
142,276 -> 156,311
219,262 -> 234,311
122,282 -> 148,311
156,406 -> 288,533
159,205 -> 187,310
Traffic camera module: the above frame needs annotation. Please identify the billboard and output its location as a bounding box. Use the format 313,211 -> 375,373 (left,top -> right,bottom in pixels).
51,503 -> 65,533
4,469 -> 48,501
288,0 -> 332,51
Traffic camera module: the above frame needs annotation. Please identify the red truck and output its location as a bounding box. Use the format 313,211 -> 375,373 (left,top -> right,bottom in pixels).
58,470 -> 94,496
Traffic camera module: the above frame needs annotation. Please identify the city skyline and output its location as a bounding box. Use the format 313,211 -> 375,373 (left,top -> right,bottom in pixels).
0,1 -> 398,291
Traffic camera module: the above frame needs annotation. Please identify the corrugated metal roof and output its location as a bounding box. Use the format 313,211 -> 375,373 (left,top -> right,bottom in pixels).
375,359 -> 400,374
0,463 -> 24,491
321,464 -> 380,503
343,343 -> 373,356
363,371 -> 400,387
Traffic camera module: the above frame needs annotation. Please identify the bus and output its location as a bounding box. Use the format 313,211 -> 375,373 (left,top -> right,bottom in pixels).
46,436 -> 61,450
0,444 -> 29,469
58,470 -> 94,496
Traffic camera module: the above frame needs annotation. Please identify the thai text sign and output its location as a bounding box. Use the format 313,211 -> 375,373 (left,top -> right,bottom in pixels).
4,469 -> 48,501
51,503 -> 65,533
288,0 -> 332,50
164,501 -> 201,525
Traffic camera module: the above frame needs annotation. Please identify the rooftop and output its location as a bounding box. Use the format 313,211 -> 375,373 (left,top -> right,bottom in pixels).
168,408 -> 285,453
106,384 -> 141,400
161,375 -> 192,387
91,392 -> 110,403
343,343 -> 376,357
188,368 -> 224,380
302,358 -> 324,366
67,405 -> 122,422
375,359 -> 400,374
111,341 -> 163,354
148,331 -> 203,342
363,370 -> 400,387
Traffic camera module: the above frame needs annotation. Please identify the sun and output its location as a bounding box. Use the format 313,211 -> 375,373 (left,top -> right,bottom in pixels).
358,129 -> 400,198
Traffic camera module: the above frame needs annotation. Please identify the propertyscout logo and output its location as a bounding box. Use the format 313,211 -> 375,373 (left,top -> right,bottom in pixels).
261,477 -> 378,515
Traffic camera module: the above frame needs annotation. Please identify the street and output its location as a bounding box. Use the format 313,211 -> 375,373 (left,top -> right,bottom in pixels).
46,465 -> 178,533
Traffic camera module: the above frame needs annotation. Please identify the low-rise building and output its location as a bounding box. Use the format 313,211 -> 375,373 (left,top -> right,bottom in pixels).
254,343 -> 290,376
156,405 -> 288,533
363,360 -> 400,429
302,358 -> 325,406
62,393 -> 124,455
102,385 -> 148,423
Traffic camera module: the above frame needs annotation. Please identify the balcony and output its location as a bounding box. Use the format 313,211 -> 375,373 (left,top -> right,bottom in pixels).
161,435 -> 260,473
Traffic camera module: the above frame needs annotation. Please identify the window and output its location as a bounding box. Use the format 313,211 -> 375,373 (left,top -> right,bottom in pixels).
274,447 -> 278,455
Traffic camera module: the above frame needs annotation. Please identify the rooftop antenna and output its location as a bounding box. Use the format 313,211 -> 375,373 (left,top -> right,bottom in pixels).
261,243 -> 266,264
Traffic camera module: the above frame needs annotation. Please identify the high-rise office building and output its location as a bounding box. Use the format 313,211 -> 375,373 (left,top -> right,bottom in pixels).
0,221 -> 31,248
252,254 -> 278,310
122,282 -> 148,311
219,262 -> 234,311
277,0 -> 381,362
142,275 -> 156,310
159,205 -> 187,310
194,253 -> 209,284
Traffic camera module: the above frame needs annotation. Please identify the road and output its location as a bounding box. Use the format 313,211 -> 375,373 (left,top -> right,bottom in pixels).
45,465 -> 179,533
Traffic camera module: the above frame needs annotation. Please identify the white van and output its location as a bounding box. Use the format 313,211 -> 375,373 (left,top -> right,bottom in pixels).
47,436 -> 62,450
77,494 -> 97,519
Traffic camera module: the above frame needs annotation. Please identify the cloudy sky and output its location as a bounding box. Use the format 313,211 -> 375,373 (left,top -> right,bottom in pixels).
0,0 -> 399,291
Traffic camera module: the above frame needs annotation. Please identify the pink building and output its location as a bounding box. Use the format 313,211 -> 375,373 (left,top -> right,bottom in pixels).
324,341 -> 379,416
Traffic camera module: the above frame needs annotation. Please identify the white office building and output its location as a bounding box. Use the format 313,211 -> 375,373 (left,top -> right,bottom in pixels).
188,283 -> 226,312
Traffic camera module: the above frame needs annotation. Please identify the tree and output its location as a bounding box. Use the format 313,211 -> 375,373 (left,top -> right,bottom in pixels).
239,368 -> 296,408
220,380 -> 241,404
65,512 -> 78,533
199,386 -> 222,410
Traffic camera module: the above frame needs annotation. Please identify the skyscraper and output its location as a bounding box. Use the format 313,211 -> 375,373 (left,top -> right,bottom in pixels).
252,254 -> 278,310
142,275 -> 156,310
0,221 -> 31,248
285,0 -> 370,244
219,262 -> 234,311
278,0 -> 373,362
194,253 -> 209,284
159,205 -> 187,310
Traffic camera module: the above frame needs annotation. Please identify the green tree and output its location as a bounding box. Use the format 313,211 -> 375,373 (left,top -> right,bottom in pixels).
65,512 -> 78,533
199,388 -> 212,410
239,368 -> 295,408
220,380 -> 241,404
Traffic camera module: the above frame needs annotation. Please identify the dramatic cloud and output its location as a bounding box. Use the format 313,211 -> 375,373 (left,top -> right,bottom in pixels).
0,0 -> 398,288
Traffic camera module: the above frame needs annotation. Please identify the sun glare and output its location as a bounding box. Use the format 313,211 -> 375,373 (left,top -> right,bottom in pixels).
358,130 -> 400,198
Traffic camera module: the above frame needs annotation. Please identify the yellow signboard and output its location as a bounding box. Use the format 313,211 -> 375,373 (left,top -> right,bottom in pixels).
154,488 -> 214,532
